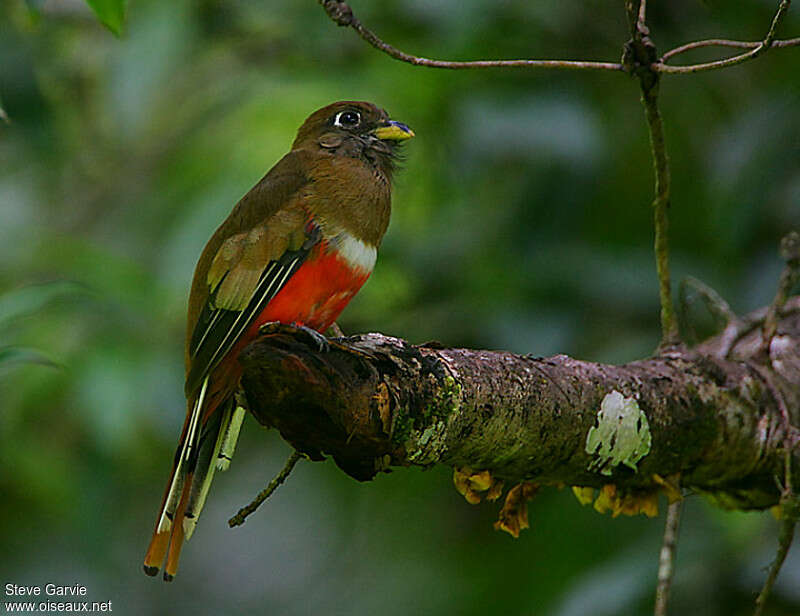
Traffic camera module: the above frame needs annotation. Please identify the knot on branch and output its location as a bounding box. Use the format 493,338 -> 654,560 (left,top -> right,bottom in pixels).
320,0 -> 354,27
622,6 -> 659,93
623,36 -> 659,92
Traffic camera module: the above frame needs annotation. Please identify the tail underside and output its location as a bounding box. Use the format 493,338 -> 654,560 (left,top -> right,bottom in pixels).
143,376 -> 246,581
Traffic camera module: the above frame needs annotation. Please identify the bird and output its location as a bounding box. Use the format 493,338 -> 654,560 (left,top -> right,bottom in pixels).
143,101 -> 414,581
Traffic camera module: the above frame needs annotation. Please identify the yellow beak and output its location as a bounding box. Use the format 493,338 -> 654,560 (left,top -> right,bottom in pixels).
372,120 -> 415,141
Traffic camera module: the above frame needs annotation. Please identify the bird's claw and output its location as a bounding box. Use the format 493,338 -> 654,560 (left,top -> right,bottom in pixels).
293,323 -> 330,352
258,321 -> 329,350
258,321 -> 283,336
258,321 -> 365,355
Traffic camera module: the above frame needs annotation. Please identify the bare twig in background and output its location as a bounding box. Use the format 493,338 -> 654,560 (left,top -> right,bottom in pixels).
754,231 -> 800,615
623,0 -> 680,346
763,231 -> 800,348
754,468 -> 799,616
319,0 -> 798,76
655,0 -> 795,74
654,501 -> 682,616
660,36 -> 800,63
318,0 -> 624,72
754,517 -> 797,616
228,451 -> 303,527
678,276 -> 741,351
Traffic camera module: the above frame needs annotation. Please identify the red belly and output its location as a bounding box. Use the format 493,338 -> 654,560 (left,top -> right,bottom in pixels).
251,246 -> 370,333
202,245 -> 370,419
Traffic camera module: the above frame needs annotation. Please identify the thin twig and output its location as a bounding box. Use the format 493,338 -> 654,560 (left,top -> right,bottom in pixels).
647,97 -> 679,348
319,0 -> 798,76
754,516 -> 797,616
761,0 -> 793,50
679,276 -> 738,325
632,2 -> 684,601
637,0 -> 648,31
754,447 -> 797,616
762,231 -> 800,349
678,276 -> 741,351
228,451 -> 304,527
624,1 -> 680,347
661,36 -> 800,62
655,0 -> 795,74
655,501 -> 683,616
753,231 -> 799,615
318,0 -> 624,72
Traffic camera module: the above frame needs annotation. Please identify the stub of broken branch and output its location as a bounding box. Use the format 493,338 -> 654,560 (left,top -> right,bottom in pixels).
239,299 -> 800,511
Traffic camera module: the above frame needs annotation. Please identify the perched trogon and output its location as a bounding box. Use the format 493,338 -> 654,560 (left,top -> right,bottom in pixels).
143,101 -> 414,580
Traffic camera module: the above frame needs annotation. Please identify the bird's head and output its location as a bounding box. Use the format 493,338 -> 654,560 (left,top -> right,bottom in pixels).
292,101 -> 414,175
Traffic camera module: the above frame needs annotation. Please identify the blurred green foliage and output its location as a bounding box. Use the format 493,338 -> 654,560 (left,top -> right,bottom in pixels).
1,1 -> 798,614
83,0 -> 128,37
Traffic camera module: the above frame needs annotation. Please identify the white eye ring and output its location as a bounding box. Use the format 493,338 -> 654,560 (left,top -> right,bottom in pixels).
334,110 -> 361,128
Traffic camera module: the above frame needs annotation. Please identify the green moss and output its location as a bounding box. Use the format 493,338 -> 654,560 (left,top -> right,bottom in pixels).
425,375 -> 462,421
390,409 -> 414,446
391,375 -> 461,454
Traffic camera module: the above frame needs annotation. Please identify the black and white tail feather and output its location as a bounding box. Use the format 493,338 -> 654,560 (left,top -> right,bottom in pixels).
144,229 -> 319,580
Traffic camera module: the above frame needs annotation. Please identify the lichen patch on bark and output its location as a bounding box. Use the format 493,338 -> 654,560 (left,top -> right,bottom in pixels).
585,390 -> 652,476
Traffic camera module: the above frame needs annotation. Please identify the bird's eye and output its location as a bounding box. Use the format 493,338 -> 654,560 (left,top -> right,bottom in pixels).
334,110 -> 361,128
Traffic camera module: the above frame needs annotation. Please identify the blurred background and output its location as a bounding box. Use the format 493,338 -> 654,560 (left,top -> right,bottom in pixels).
1,0 -> 799,614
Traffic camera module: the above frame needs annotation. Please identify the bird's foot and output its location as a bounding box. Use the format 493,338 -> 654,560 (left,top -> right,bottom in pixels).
258,321 -> 283,336
259,320 -> 370,356
258,321 -> 330,352
292,322 -> 331,352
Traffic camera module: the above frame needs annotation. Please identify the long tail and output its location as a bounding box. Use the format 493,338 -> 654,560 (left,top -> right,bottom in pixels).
143,375 -> 246,581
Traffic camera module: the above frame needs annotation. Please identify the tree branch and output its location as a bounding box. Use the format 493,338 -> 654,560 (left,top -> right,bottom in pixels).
631,4 -> 686,593
624,1 -> 680,347
654,501 -> 682,616
660,37 -> 800,63
239,299 -> 800,511
318,0 -> 624,72
763,231 -> 800,349
228,451 -> 303,527
318,0 -> 798,76
754,497 -> 799,615
309,2 -> 800,611
654,0 -> 796,74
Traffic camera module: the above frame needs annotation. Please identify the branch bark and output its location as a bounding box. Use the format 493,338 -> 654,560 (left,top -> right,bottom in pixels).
654,0 -> 796,74
317,0 -> 624,72
624,0 -> 680,347
660,37 -> 800,64
317,0 -> 799,75
239,299 -> 800,511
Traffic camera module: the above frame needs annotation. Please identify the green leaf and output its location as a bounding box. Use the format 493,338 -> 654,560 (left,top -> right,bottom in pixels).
84,0 -> 128,36
0,281 -> 89,329
24,0 -> 46,14
0,346 -> 60,372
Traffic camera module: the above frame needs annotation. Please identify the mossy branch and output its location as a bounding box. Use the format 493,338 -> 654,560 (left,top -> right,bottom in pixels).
239,299 -> 800,510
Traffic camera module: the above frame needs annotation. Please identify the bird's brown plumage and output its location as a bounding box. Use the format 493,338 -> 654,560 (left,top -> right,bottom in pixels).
144,101 -> 413,580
